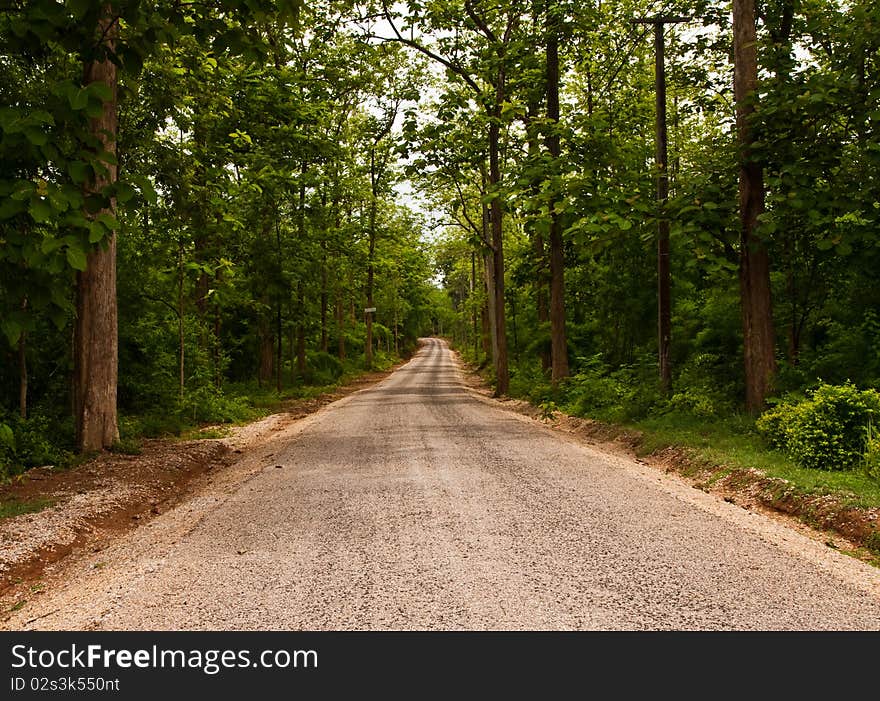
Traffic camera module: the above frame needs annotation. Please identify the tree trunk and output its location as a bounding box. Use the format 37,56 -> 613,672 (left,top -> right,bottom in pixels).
337,292 -> 346,360
471,251 -> 479,362
288,307 -> 296,385
488,119 -> 509,395
178,241 -> 185,400
18,328 -> 27,420
480,167 -> 498,370
545,3 -> 569,383
74,7 -> 119,451
320,241 -> 328,352
365,195 -> 376,369
258,308 -> 274,386
297,286 -> 306,377
526,100 -> 551,373
734,0 -> 777,413
653,22 -> 672,393
483,250 -> 498,365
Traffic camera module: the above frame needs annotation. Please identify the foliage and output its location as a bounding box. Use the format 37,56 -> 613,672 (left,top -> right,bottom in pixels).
0,414 -> 71,480
757,383 -> 880,471
865,420 -> 880,480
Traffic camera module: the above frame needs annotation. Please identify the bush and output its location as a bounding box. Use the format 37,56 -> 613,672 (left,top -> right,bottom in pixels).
0,414 -> 71,479
665,388 -> 721,419
177,385 -> 253,425
757,382 -> 880,471
564,357 -> 661,423
306,351 -> 344,384
865,421 -> 880,480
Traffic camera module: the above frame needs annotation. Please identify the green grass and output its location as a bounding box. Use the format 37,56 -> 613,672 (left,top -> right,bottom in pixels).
0,496 -> 55,520
630,412 -> 880,509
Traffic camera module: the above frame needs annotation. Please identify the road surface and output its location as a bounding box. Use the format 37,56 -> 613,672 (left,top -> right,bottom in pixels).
7,338 -> 880,630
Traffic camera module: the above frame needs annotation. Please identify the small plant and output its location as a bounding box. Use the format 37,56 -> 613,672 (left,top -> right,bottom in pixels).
865,419 -> 880,480
666,388 -> 719,419
109,438 -> 143,455
539,400 -> 558,421
0,497 -> 55,520
758,382 -> 880,471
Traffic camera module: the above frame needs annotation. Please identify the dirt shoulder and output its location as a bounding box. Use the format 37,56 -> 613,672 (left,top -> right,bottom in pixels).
452,352 -> 880,567
0,366 -> 400,611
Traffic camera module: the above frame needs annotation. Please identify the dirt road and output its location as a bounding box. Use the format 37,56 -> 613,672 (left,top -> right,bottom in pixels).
5,338 -> 880,630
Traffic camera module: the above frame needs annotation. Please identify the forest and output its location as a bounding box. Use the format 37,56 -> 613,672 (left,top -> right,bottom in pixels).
1,0 -> 879,487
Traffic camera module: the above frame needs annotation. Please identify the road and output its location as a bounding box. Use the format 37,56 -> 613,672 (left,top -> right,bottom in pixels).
7,338 -> 880,630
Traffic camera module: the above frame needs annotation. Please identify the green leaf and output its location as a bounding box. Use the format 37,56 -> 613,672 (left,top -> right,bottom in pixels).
29,197 -> 53,224
85,100 -> 104,119
95,212 -> 117,230
88,222 -> 106,243
66,245 -> 88,271
0,319 -> 22,347
68,161 -> 90,184
0,423 -> 14,449
0,197 -> 25,220
49,307 -> 69,330
24,127 -> 48,146
115,182 -> 135,203
41,236 -> 64,254
86,81 -> 113,103
69,87 -> 89,111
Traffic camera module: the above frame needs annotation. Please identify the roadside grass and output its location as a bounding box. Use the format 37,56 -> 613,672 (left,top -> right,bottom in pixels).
121,355 -> 401,442
631,412 -> 880,510
0,496 -> 55,521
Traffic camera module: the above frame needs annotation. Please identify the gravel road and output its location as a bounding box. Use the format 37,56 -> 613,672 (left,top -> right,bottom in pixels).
6,338 -> 880,630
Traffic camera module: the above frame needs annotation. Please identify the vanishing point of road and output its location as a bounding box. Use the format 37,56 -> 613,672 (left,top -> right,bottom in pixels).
8,338 -> 880,630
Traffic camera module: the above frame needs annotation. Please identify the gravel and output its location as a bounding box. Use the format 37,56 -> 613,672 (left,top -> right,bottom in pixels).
5,338 -> 880,630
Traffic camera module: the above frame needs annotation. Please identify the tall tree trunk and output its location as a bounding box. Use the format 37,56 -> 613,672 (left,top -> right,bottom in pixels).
320,240 -> 328,352
365,192 -> 377,369
471,251 -> 479,362
178,240 -> 185,400
545,2 -> 569,383
18,325 -> 27,420
653,22 -> 672,393
276,218 -> 283,393
488,119 -> 509,395
734,0 -> 777,413
337,292 -> 346,360
288,302 -> 296,385
480,165 -> 499,371
276,300 -> 283,393
297,285 -> 306,377
526,102 -> 551,372
258,309 -> 274,386
74,7 -> 119,451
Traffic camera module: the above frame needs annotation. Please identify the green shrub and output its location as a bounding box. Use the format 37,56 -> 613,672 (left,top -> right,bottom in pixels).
757,382 -> 880,471
564,358 -> 661,423
665,388 -> 720,419
0,415 -> 71,480
755,401 -> 801,450
177,385 -> 253,425
865,421 -> 880,480
306,351 -> 345,384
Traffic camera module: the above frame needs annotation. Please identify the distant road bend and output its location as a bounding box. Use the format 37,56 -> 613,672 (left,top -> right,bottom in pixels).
8,338 -> 880,630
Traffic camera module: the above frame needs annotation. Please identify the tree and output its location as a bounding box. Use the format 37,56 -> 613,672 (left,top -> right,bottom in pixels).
733,0 -> 776,413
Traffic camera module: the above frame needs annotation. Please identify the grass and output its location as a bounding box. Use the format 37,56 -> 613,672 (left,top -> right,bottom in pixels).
0,496 -> 55,520
631,412 -> 880,509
